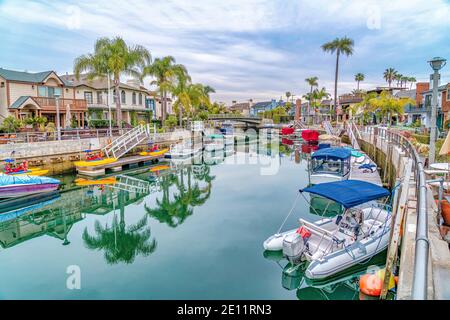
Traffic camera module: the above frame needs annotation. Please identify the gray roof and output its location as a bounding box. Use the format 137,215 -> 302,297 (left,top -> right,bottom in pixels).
251,101 -> 272,109
395,89 -> 416,99
0,68 -> 73,86
10,96 -> 33,109
421,83 -> 448,95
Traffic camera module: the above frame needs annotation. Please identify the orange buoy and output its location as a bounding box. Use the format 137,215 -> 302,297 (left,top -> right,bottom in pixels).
359,273 -> 383,297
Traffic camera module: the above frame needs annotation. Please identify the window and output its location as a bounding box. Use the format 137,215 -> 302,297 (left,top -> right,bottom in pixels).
1,82 -> 5,88
97,91 -> 103,104
132,92 -> 137,105
447,90 -> 450,101
425,95 -> 431,107
84,91 -> 93,104
113,90 -> 117,103
121,90 -> 126,104
139,93 -> 143,105
38,86 -> 62,97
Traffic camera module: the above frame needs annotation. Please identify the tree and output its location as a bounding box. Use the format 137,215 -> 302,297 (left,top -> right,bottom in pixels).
354,73 -> 365,91
305,77 -> 318,122
143,56 -> 185,122
408,76 -> 417,89
1,116 -> 22,133
321,37 -> 354,121
394,73 -> 403,87
383,68 -> 397,88
164,115 -> 178,129
74,37 -> 151,128
170,66 -> 192,126
285,91 -> 292,103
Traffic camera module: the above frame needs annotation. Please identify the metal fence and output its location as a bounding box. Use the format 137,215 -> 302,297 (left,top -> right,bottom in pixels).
363,126 -> 428,300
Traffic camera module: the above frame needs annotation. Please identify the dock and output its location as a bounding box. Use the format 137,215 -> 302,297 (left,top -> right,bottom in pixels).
75,154 -> 164,177
349,156 -> 383,186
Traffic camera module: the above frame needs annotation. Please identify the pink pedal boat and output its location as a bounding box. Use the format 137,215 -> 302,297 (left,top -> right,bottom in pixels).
0,173 -> 60,199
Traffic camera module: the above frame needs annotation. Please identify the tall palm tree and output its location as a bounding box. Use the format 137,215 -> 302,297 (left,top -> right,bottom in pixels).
401,76 -> 409,89
305,77 -> 318,122
321,36 -> 354,121
74,37 -> 151,128
354,73 -> 365,91
394,73 -> 403,87
203,85 -> 216,97
170,67 -> 192,126
408,76 -> 417,89
383,68 -> 397,88
143,56 -> 186,122
285,91 -> 292,102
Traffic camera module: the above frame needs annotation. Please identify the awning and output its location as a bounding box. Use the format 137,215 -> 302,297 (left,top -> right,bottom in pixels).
300,180 -> 390,208
311,147 -> 351,160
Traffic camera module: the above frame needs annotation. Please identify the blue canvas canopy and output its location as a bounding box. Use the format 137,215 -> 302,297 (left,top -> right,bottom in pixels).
0,174 -> 60,186
300,180 -> 390,208
311,147 -> 351,160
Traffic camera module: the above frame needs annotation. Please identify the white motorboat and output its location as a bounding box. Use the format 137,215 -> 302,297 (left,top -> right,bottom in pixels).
310,147 -> 351,184
263,180 -> 391,280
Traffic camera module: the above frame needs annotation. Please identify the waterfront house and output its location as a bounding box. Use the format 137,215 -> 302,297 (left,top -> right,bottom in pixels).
0,68 -> 87,127
338,93 -> 363,122
228,101 -> 251,115
250,99 -> 278,116
61,74 -> 158,125
400,82 -> 450,129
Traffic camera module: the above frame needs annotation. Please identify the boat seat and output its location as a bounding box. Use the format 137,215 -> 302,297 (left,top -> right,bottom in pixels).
361,219 -> 383,236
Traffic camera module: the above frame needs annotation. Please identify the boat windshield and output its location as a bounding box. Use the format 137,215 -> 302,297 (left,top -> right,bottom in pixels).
311,158 -> 350,176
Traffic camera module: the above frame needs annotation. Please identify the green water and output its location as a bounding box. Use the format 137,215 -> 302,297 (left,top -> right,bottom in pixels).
0,144 -> 384,299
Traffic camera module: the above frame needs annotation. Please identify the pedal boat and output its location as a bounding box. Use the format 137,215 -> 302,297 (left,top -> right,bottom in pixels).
263,180 -> 391,280
139,148 -> 169,157
0,173 -> 60,199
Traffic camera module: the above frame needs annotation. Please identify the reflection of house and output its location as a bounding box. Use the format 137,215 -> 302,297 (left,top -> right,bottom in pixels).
0,68 -> 87,126
250,99 -> 292,116
61,74 -> 155,125
300,100 -> 333,122
400,82 -> 450,129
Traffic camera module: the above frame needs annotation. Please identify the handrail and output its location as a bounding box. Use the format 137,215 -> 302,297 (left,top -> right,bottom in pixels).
361,126 -> 428,299
207,114 -> 261,120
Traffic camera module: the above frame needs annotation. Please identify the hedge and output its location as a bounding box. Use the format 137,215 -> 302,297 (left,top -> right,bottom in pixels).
412,133 -> 430,144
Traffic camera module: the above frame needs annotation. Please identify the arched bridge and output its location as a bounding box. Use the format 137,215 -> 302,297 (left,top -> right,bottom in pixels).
207,114 -> 262,124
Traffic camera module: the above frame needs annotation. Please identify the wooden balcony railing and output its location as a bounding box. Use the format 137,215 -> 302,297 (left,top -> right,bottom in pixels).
33,97 -> 87,111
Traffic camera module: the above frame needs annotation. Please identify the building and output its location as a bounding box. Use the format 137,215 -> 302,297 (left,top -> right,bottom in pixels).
0,68 -> 87,126
401,82 -> 450,129
228,101 -> 251,115
250,99 -> 292,116
61,74 -> 156,125
338,93 -> 363,122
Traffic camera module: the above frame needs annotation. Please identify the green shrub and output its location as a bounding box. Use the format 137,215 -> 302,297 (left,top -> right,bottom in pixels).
89,119 -> 115,128
412,133 -> 430,144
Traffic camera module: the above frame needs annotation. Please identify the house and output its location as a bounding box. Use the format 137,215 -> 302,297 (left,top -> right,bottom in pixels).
0,68 -> 87,127
400,82 -> 450,129
61,74 -> 156,125
250,100 -> 278,116
338,93 -> 363,122
300,99 -> 333,123
228,101 -> 251,115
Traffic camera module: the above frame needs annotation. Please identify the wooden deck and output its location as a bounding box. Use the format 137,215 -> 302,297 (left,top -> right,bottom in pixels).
76,154 -> 164,177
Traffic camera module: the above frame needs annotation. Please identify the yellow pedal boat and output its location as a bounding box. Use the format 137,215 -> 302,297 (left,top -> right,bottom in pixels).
75,177 -> 117,186
139,148 -> 169,157
74,158 -> 117,167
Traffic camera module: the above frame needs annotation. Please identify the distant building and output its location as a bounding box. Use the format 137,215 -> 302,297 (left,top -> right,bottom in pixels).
338,93 -> 363,122
228,101 -> 251,115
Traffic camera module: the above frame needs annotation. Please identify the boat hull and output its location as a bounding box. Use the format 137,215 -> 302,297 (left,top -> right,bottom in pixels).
74,158 -> 117,167
310,172 -> 349,185
0,183 -> 59,198
139,148 -> 169,157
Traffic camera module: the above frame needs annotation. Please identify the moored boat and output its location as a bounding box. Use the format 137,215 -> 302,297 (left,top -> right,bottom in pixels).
0,173 -> 60,199
263,180 -> 391,280
139,148 -> 169,157
310,147 -> 351,184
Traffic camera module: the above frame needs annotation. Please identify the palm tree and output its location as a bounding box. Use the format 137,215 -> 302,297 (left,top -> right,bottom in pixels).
401,76 -> 409,89
408,77 -> 417,89
354,73 -> 365,91
285,91 -> 292,102
143,56 -> 186,122
74,37 -> 151,128
170,67 -> 192,126
383,68 -> 397,88
312,87 -> 331,122
305,77 -> 318,122
203,85 -> 216,97
394,73 -> 403,87
321,37 -> 354,121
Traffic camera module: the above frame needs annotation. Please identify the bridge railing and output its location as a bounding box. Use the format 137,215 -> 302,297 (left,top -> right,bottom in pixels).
207,114 -> 261,120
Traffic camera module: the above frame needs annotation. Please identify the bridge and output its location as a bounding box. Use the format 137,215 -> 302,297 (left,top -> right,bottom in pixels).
207,114 -> 262,124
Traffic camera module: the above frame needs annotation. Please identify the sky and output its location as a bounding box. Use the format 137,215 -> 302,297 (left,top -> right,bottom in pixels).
0,0 -> 449,104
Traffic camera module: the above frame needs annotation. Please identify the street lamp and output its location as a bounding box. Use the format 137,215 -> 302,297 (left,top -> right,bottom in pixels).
428,56 -> 447,165
54,92 -> 61,141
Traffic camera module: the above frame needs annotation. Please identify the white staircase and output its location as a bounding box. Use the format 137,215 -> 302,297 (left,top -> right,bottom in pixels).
346,121 -> 361,150
323,121 -> 335,136
102,124 -> 151,159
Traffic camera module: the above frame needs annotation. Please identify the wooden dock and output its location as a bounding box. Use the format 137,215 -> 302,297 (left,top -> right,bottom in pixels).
75,154 -> 164,177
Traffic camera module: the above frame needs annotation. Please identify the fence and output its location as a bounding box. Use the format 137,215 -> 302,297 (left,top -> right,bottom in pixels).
361,126 -> 428,299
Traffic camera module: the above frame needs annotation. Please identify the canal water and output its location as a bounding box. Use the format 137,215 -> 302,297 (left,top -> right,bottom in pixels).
0,140 -> 385,299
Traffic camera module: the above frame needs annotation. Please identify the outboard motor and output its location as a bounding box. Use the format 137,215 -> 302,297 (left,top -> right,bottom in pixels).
282,233 -> 305,263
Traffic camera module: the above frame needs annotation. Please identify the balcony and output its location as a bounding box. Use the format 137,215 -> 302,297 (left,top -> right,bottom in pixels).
339,94 -> 363,105
34,97 -> 87,112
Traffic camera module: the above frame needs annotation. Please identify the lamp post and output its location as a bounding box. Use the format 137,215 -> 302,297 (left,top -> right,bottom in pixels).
54,93 -> 61,141
428,56 -> 447,166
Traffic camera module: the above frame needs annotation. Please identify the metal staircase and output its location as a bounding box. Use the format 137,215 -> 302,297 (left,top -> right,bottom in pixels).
323,121 -> 336,136
346,121 -> 361,150
102,124 -> 151,159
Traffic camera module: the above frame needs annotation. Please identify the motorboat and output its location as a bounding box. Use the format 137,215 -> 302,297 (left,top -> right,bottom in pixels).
263,180 -> 391,280
165,142 -> 202,159
310,147 -> 351,184
0,173 -> 60,199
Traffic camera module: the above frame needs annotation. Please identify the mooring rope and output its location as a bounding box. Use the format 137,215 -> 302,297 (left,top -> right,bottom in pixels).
277,192 -> 301,234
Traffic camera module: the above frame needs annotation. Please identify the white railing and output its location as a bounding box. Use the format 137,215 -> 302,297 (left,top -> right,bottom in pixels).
102,124 -> 150,159
113,174 -> 151,193
346,121 -> 360,150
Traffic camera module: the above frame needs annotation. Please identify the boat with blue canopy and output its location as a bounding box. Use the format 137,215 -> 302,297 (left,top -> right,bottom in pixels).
263,180 -> 392,280
310,147 -> 351,184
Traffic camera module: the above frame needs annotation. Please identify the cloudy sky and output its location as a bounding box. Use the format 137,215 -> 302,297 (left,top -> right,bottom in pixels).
0,0 -> 449,104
